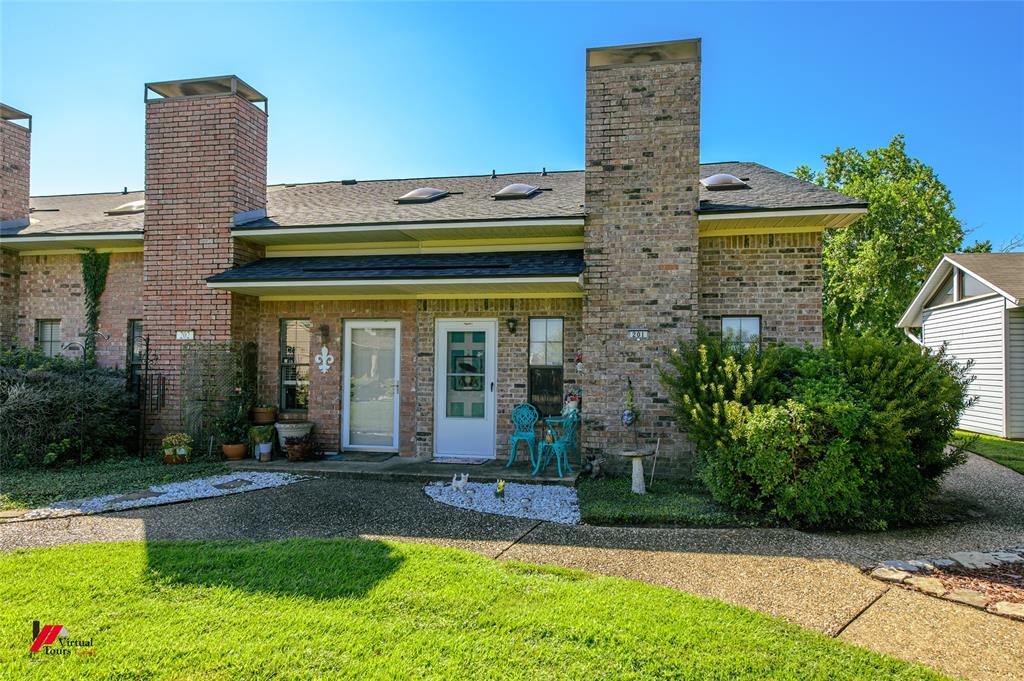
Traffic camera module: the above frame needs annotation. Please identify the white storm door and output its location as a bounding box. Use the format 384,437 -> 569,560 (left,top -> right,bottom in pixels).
342,320 -> 400,451
434,319 -> 497,458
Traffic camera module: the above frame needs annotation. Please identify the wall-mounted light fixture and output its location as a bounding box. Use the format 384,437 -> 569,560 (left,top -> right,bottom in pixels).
505,318 -> 518,334
319,324 -> 330,344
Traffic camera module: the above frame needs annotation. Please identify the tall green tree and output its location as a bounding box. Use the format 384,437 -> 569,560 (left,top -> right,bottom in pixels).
795,135 -> 963,339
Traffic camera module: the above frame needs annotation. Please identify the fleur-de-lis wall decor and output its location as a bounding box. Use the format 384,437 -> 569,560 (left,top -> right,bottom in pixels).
314,346 -> 335,374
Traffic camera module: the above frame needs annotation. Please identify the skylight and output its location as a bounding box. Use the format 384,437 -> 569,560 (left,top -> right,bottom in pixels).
700,173 -> 749,190
396,187 -> 448,204
493,183 -> 539,200
105,199 -> 146,215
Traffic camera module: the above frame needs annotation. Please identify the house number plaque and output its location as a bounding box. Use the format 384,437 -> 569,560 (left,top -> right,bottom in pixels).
627,328 -> 650,341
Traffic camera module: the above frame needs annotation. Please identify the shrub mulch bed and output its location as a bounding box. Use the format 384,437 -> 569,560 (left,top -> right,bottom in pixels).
921,562 -> 1024,605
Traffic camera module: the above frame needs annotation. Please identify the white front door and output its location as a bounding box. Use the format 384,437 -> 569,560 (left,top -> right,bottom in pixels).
342,320 -> 400,451
434,319 -> 497,458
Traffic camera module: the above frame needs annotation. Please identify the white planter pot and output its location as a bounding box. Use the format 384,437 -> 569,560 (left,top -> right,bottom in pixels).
256,441 -> 273,462
275,421 -> 313,449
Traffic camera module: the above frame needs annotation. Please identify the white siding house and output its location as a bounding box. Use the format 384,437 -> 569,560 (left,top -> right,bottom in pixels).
899,253 -> 1024,439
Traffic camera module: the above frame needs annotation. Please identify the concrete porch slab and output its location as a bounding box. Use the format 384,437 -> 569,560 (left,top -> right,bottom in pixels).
227,456 -> 579,486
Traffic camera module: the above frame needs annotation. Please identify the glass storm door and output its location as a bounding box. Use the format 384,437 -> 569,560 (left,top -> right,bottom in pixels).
434,320 -> 497,458
342,321 -> 400,451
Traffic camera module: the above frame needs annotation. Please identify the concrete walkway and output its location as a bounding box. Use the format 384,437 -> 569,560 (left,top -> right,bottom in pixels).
2,453 -> 1022,680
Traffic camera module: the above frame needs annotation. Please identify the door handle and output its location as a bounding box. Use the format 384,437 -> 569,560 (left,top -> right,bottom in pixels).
490,381 -> 495,393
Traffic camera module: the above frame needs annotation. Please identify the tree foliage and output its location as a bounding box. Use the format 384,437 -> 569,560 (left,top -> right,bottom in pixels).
80,249 -> 111,365
795,135 -> 963,339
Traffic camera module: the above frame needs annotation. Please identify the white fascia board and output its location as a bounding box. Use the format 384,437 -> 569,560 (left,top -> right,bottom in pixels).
0,232 -> 144,250
697,207 -> 867,221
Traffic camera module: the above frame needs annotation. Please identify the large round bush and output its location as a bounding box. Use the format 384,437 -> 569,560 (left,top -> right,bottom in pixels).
660,331 -> 970,529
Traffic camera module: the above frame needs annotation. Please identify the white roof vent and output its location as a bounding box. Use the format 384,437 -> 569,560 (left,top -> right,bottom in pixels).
700,173 -> 749,190
396,187 -> 448,204
493,183 -> 539,200
105,199 -> 146,215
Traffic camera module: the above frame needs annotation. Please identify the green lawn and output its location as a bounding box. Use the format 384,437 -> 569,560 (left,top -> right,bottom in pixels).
957,430 -> 1024,475
577,476 -> 764,527
0,539 -> 943,679
0,458 -> 229,510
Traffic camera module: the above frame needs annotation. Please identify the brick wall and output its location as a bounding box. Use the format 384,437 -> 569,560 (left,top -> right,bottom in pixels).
0,118 -> 30,223
582,42 -> 701,474
414,298 -> 583,460
699,232 -> 824,346
256,300 -> 418,455
0,248 -> 19,348
143,90 -> 267,439
252,298 -> 582,461
14,252 -> 143,368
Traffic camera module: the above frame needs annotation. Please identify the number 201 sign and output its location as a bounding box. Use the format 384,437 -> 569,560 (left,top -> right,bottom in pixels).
627,328 -> 649,341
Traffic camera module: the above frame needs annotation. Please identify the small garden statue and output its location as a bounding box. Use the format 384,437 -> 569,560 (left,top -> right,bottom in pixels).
495,479 -> 506,498
623,378 -> 640,449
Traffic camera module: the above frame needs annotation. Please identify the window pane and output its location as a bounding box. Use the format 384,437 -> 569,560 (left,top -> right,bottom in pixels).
926,273 -> 954,308
280,320 -> 311,410
446,330 -> 485,419
722,317 -> 760,349
529,318 -> 563,367
960,271 -> 990,299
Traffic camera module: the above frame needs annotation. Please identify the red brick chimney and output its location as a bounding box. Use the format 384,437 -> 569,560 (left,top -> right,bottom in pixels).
0,104 -> 32,348
142,76 -> 267,435
581,39 -> 702,473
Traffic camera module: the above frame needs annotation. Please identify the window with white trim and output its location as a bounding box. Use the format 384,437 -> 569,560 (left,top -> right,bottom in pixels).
528,317 -> 564,417
279,319 -> 311,411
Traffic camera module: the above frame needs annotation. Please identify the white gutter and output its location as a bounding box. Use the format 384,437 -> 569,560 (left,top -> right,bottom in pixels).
697,207 -> 867,221
903,327 -> 925,347
207,275 -> 583,290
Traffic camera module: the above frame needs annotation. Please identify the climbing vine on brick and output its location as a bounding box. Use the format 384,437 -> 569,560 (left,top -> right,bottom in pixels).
80,249 -> 110,365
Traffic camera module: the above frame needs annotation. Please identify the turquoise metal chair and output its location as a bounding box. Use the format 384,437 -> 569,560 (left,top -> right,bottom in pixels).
533,411 -> 579,478
507,403 -> 540,468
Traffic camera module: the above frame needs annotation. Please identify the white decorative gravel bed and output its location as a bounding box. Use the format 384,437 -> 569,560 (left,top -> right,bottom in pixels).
424,480 -> 580,525
18,472 -> 309,521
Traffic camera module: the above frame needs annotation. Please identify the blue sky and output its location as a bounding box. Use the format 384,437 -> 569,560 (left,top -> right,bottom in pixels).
2,1 -> 1022,247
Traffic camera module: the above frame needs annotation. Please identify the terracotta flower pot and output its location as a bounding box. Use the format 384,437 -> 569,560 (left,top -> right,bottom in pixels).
163,452 -> 176,465
250,407 -> 277,425
222,443 -> 248,460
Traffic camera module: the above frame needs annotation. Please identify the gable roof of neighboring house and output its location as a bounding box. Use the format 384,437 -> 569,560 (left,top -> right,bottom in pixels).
7,162 -> 865,239
898,252 -> 1024,328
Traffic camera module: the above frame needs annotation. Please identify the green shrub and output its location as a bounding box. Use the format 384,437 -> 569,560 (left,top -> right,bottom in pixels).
0,348 -> 136,468
660,331 -> 970,529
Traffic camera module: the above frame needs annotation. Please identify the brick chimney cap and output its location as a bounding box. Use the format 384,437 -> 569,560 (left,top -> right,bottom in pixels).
0,103 -> 31,130
587,38 -> 700,70
145,75 -> 266,107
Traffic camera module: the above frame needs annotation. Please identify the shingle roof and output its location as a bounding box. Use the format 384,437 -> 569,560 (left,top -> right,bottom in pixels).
698,162 -> 867,213
945,253 -> 1024,303
12,162 -> 865,237
207,249 -> 585,283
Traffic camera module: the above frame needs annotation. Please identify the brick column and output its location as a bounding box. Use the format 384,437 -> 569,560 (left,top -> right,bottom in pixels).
142,79 -> 267,439
0,111 -> 31,349
581,40 -> 701,472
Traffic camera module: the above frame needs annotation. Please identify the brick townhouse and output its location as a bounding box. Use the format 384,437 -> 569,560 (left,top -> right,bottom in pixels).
0,38 -> 866,472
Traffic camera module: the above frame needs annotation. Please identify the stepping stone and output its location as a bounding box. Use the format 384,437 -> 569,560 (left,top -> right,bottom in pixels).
110,489 -> 163,503
907,559 -> 936,571
944,588 -> 988,608
905,576 -> 947,597
948,551 -> 1002,569
881,560 -> 919,572
930,558 -> 957,567
989,601 -> 1024,620
870,567 -> 911,583
990,551 -> 1022,563
213,479 -> 253,490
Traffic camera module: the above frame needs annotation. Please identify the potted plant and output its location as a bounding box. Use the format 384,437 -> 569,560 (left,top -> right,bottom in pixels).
249,424 -> 275,462
217,389 -> 252,460
274,420 -> 314,449
161,432 -> 193,464
250,402 -> 277,425
284,432 -> 319,461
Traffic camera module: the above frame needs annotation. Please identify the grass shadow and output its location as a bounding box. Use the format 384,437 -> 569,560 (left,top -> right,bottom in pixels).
144,537 -> 404,601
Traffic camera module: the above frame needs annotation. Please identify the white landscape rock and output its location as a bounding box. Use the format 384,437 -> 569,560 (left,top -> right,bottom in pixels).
18,472 -> 309,521
424,480 -> 580,525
